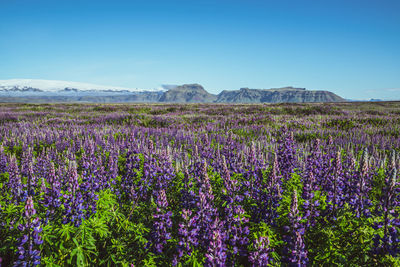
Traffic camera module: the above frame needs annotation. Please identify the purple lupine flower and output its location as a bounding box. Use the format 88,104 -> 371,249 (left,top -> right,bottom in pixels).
373,168 -> 400,256
302,139 -> 324,227
356,148 -> 372,216
332,150 -> 344,217
283,190 -> 308,266
193,145 -> 199,159
42,162 -> 61,220
346,148 -> 372,218
175,209 -> 199,264
192,161 -> 218,250
248,141 -> 256,166
14,196 -> 42,267
199,160 -> 213,196
107,151 -> 119,180
151,189 -> 172,254
62,161 -> 84,227
277,126 -> 298,182
80,156 -> 100,217
67,161 -> 79,195
221,155 -> 249,263
20,147 -> 33,179
196,188 -> 215,245
221,155 -> 236,193
251,153 -> 281,226
0,145 -> 7,174
179,166 -> 198,212
6,155 -> 24,204
147,139 -> 154,153
389,149 -> 396,171
205,217 -> 227,267
249,236 -> 273,267
25,161 -> 36,198
119,149 -> 142,200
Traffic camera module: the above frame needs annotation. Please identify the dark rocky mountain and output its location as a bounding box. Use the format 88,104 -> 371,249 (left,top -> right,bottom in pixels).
157,85 -> 344,103
0,86 -> 44,93
215,87 -> 345,103
159,84 -> 217,103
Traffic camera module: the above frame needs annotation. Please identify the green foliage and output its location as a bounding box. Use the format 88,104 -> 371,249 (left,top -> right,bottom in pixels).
277,172 -> 303,222
0,201 -> 23,264
370,168 -> 386,204
307,206 -> 375,265
36,189 -> 153,266
178,250 -> 205,267
249,222 -> 282,265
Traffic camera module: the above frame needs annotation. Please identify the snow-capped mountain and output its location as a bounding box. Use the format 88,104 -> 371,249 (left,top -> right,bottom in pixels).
0,79 -> 164,94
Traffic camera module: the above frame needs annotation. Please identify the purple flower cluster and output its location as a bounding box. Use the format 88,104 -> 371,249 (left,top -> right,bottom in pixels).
373,167 -> 400,256
151,189 -> 173,254
14,196 -> 43,267
277,126 -> 298,181
249,236 -> 273,266
283,190 -> 308,266
205,217 -> 227,267
175,208 -> 198,262
62,161 -> 84,227
6,155 -> 24,204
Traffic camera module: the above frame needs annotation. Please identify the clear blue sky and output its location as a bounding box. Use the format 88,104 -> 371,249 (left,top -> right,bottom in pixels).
1,0 -> 399,100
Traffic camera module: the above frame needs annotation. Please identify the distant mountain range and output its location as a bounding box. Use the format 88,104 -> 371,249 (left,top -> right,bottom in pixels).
0,79 -> 163,93
0,79 -> 346,103
158,84 -> 345,103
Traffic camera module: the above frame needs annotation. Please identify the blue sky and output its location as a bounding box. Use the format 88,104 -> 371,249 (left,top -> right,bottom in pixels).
0,0 -> 399,100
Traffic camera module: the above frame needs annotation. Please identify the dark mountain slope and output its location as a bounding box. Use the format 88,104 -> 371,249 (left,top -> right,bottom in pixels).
215,87 -> 345,103
159,84 -> 217,103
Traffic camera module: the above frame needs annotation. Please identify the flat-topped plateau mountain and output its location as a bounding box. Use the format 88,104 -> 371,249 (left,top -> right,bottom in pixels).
159,84 -> 217,103
215,86 -> 345,103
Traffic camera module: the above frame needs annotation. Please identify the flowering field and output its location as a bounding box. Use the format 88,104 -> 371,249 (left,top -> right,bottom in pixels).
0,102 -> 399,266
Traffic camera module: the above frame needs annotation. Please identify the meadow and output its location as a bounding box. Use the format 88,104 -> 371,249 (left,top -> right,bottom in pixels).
0,102 -> 399,266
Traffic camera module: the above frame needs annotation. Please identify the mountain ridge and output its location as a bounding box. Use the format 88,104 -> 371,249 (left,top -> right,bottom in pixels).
215,86 -> 344,103
163,84 -> 345,103
159,84 -> 217,103
0,79 -> 345,103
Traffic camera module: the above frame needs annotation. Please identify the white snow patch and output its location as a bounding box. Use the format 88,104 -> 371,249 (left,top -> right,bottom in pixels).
0,79 -> 164,92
